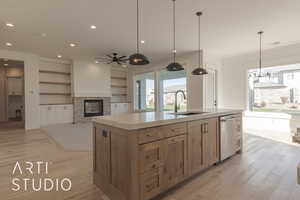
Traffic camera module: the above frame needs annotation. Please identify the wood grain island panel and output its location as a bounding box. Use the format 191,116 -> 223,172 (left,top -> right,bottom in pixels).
93,110 -> 243,200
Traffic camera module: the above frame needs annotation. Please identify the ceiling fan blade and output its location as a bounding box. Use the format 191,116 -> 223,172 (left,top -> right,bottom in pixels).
119,58 -> 129,61
96,57 -> 110,60
119,56 -> 127,59
106,55 -> 113,58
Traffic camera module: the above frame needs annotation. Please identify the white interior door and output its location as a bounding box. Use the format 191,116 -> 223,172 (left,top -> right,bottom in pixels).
203,68 -> 217,109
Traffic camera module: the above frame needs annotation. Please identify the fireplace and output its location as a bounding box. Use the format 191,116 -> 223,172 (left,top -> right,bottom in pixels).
74,97 -> 110,122
84,99 -> 103,117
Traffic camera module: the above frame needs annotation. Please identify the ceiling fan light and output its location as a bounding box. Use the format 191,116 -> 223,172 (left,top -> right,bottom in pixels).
166,62 -> 184,71
129,53 -> 149,65
192,67 -> 208,75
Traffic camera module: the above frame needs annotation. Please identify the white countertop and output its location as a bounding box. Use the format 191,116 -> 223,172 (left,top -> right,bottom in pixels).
93,108 -> 244,130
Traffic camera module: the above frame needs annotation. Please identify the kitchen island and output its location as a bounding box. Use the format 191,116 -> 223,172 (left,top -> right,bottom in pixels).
93,109 -> 243,200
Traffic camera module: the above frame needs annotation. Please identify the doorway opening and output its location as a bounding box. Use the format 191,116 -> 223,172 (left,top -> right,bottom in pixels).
246,64 -> 300,145
0,58 -> 25,131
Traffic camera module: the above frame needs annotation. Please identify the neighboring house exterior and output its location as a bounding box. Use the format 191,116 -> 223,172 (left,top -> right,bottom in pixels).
251,68 -> 300,112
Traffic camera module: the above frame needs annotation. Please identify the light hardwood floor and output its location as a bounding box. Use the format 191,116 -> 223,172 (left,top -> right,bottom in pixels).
0,129 -> 299,200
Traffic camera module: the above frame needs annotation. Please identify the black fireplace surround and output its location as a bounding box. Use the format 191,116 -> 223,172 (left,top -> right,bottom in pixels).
84,99 -> 103,117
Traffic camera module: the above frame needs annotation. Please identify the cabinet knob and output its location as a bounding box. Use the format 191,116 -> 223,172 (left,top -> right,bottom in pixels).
102,130 -> 108,138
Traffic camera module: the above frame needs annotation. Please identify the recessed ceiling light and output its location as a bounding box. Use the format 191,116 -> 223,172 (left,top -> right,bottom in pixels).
95,60 -> 99,64
172,49 -> 177,53
90,25 -> 97,29
141,40 -> 145,44
70,43 -> 76,47
57,55 -> 62,58
6,23 -> 14,27
6,42 -> 13,46
41,33 -> 47,37
4,63 -> 8,66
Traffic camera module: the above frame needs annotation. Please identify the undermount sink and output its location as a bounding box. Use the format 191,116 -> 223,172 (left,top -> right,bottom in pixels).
169,111 -> 208,116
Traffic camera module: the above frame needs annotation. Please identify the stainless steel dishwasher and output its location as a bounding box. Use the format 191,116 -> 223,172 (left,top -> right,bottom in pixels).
220,115 -> 240,161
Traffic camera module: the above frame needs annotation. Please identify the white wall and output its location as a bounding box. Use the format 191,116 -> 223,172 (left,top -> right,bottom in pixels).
0,49 -> 40,129
129,52 -> 222,110
218,43 -> 300,110
72,60 -> 111,97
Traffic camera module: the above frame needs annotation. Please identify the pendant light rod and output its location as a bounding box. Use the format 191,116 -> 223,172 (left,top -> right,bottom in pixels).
197,12 -> 202,69
136,0 -> 140,53
172,0 -> 176,63
258,31 -> 263,76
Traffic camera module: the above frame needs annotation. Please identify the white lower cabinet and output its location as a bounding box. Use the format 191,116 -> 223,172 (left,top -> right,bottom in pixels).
111,103 -> 130,115
40,104 -> 73,127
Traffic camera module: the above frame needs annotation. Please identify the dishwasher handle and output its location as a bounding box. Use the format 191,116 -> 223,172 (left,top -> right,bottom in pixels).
221,116 -> 239,122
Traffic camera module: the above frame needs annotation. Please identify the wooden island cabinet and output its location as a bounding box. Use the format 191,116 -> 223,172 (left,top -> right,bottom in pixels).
93,110 -> 243,200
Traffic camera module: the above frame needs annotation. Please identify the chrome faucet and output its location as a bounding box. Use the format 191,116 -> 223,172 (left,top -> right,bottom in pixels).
174,90 -> 186,113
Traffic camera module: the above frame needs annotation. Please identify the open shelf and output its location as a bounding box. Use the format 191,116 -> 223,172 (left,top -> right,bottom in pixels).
39,70 -> 71,75
112,94 -> 127,97
111,76 -> 127,80
40,92 -> 71,96
40,81 -> 71,85
7,76 -> 23,79
111,85 -> 127,88
40,103 -> 73,106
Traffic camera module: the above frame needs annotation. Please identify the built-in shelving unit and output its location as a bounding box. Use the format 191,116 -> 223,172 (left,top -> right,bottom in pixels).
111,67 -> 129,103
39,59 -> 72,105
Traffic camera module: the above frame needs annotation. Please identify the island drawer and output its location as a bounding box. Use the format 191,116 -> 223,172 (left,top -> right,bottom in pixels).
140,167 -> 163,200
138,127 -> 164,144
159,122 -> 187,138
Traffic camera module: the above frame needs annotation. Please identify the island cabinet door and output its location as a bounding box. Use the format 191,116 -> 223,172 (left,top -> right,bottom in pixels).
188,120 -> 205,175
202,118 -> 219,168
162,135 -> 188,189
139,141 -> 163,173
94,125 -> 111,184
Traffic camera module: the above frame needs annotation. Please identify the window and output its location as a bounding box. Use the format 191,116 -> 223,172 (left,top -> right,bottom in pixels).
159,70 -> 187,111
134,72 -> 155,111
248,65 -> 300,114
133,70 -> 187,112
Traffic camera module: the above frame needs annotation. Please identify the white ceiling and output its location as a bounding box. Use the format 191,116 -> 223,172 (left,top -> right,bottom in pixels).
0,0 -> 300,62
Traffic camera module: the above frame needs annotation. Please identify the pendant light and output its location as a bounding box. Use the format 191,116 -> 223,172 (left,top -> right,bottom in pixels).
166,0 -> 184,71
192,12 -> 208,75
257,31 -> 264,77
129,0 -> 150,65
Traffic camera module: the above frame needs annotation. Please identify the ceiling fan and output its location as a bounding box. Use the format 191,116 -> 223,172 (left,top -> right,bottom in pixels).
96,53 -> 128,67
